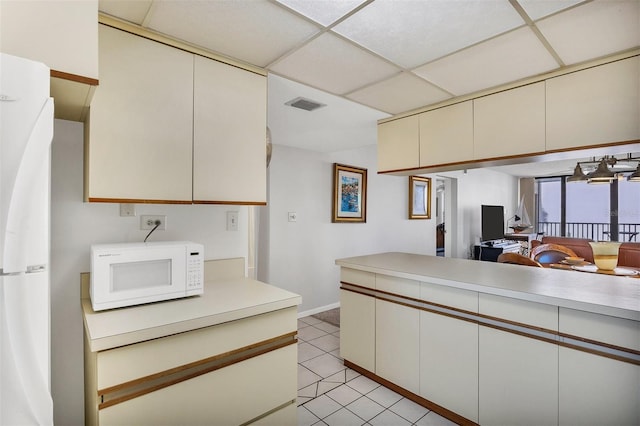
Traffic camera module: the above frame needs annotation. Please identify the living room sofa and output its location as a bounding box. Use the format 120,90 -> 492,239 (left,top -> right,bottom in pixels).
529,236 -> 640,268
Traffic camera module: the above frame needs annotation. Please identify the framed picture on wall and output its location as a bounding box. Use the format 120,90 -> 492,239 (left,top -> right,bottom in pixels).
332,163 -> 367,223
409,176 -> 431,219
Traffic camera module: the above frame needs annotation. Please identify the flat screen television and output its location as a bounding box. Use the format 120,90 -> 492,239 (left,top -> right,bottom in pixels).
481,205 -> 505,242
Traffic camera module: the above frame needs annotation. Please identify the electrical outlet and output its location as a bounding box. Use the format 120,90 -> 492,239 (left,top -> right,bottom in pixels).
140,215 -> 166,230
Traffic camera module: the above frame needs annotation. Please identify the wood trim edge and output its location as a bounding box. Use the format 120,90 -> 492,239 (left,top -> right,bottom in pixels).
98,331 -> 297,409
51,69 -> 99,86
343,360 -> 479,426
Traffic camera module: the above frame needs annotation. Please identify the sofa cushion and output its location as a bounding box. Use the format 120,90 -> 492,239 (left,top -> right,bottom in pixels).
618,242 -> 640,268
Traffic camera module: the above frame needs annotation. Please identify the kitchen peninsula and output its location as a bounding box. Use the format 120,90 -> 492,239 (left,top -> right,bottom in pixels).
336,252 -> 639,426
82,273 -> 301,425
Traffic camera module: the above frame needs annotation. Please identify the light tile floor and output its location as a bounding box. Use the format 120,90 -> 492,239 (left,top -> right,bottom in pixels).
297,315 -> 459,426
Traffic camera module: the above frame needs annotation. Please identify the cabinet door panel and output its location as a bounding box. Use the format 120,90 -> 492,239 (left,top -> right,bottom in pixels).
193,56 -> 267,203
546,57 -> 640,150
378,116 -> 419,172
420,311 -> 478,422
479,327 -> 558,426
474,82 -> 545,160
99,345 -> 296,426
419,101 -> 473,167
88,25 -> 193,202
559,347 -> 640,426
340,289 -> 375,371
376,299 -> 419,393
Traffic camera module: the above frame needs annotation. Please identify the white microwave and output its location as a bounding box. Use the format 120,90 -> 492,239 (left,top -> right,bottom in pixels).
90,241 -> 204,311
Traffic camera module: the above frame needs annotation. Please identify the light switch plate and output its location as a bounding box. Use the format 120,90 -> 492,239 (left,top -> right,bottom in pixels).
227,211 -> 239,231
120,203 -> 136,217
288,212 -> 297,222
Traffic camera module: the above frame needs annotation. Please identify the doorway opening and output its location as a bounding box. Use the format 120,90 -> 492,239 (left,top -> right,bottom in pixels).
436,179 -> 445,256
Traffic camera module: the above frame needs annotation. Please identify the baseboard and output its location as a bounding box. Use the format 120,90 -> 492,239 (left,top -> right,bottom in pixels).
298,302 -> 340,319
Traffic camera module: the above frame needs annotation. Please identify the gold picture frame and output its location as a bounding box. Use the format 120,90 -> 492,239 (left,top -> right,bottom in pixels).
332,163 -> 367,223
409,176 -> 431,219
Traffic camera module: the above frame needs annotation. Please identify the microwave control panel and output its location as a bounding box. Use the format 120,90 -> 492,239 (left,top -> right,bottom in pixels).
187,245 -> 204,292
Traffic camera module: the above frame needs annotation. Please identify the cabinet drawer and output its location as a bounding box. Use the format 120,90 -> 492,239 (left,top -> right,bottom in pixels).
96,307 -> 296,389
420,282 -> 478,312
479,293 -> 557,331
376,275 -> 420,298
559,308 -> 640,351
99,345 -> 296,426
340,268 -> 375,289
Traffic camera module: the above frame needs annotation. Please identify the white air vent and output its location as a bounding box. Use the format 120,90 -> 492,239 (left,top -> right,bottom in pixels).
285,97 -> 326,112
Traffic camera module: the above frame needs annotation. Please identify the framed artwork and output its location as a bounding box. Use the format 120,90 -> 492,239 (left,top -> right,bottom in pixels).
409,176 -> 431,219
332,163 -> 367,223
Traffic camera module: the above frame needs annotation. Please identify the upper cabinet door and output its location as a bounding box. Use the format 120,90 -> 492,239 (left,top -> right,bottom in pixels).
378,116 -> 420,172
474,82 -> 546,160
87,25 -> 194,202
419,101 -> 473,167
192,56 -> 267,204
546,57 -> 640,151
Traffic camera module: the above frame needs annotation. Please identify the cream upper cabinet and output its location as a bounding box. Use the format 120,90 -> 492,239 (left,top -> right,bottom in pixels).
546,56 -> 640,151
419,101 -> 473,167
474,82 -> 546,160
87,25 -> 267,204
377,116 -> 419,172
193,56 -> 267,204
87,25 -> 194,203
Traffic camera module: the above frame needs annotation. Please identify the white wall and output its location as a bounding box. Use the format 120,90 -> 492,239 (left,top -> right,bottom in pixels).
260,144 -> 436,314
50,120 -> 250,425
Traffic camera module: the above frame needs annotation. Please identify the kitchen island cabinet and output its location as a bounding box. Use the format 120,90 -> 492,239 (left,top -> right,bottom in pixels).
82,275 -> 301,425
336,252 -> 639,426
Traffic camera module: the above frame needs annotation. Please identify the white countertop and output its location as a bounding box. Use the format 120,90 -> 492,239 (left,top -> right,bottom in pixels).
83,278 -> 302,352
336,252 -> 640,321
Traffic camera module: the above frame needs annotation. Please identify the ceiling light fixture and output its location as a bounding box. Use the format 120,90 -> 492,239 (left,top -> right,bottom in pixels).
587,158 -> 616,184
628,163 -> 640,182
567,155 -> 640,184
566,163 -> 588,183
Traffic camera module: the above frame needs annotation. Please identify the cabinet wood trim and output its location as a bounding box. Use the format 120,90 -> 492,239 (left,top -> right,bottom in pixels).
50,69 -> 99,86
87,198 -> 193,204
344,360 -> 479,426
193,200 -> 267,206
341,282 -> 640,365
97,331 -> 297,409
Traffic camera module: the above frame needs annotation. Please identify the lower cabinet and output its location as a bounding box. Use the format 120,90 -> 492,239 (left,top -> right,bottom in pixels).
479,327 -> 558,426
99,346 -> 296,426
559,347 -> 639,426
420,311 -> 478,423
85,308 -> 298,425
340,289 -> 375,372
376,299 -> 420,394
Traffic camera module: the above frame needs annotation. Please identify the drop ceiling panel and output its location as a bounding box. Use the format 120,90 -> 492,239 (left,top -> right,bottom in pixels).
536,0 -> 640,65
145,0 -> 321,67
516,0 -> 585,21
333,0 -> 524,68
347,73 -> 452,115
99,0 -> 152,25
414,27 -> 559,96
274,0 -> 367,27
270,32 -> 400,95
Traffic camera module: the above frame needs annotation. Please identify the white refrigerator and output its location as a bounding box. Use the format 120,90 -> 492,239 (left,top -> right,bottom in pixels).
0,52 -> 55,425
